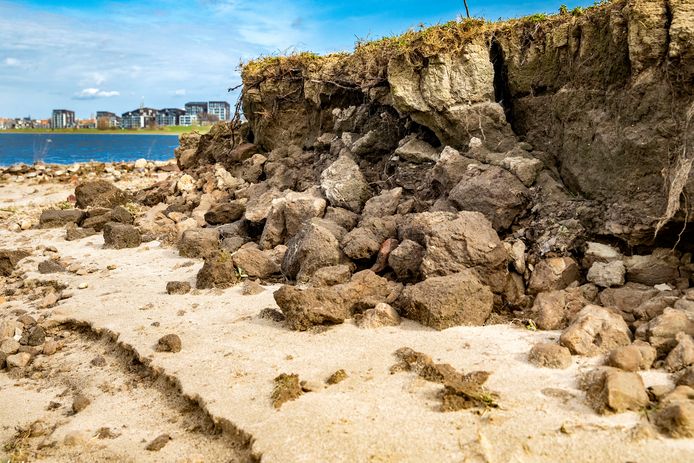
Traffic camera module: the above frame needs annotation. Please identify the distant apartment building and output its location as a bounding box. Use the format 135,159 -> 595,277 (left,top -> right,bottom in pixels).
178,114 -> 198,126
121,107 -> 158,129
51,109 -> 75,129
78,119 -> 97,129
208,101 -> 231,121
156,108 -> 185,126
96,111 -> 121,128
184,102 -> 208,116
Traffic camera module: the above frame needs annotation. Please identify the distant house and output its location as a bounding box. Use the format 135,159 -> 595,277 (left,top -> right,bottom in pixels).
156,108 -> 185,126
51,109 -> 75,129
208,101 -> 231,121
78,119 -> 97,129
178,114 -> 198,126
121,107 -> 158,129
184,102 -> 208,116
96,111 -> 121,129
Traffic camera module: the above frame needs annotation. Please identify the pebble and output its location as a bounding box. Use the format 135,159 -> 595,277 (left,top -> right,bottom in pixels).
156,334 -> 182,353
6,352 -> 32,368
72,393 -> 91,413
145,433 -> 171,451
42,340 -> 58,355
107,264 -> 117,270
78,283 -> 89,290
1,339 -> 21,355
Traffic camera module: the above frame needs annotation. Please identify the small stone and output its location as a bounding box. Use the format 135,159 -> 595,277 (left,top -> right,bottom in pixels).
654,402 -> 694,438
156,334 -> 182,353
241,280 -> 264,295
356,303 -> 401,329
0,320 -> 16,340
90,355 -> 106,367
17,314 -> 36,325
528,257 -> 581,294
176,174 -> 196,192
665,333 -> 694,372
72,393 -> 91,413
38,259 -> 65,274
42,340 -> 58,356
107,264 -> 117,270
528,343 -> 572,369
582,368 -> 649,414
146,433 -> 172,451
6,352 -> 31,368
258,308 -> 285,322
103,222 -> 141,249
326,369 -> 348,385
166,281 -> 191,295
607,343 -> 656,372
560,305 -> 632,356
22,325 -> 46,346
587,261 -> 626,288
78,282 -> 89,289
1,338 -> 20,355
271,373 -> 303,408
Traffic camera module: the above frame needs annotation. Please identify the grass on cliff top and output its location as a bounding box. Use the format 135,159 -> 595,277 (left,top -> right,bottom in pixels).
241,0 -> 617,80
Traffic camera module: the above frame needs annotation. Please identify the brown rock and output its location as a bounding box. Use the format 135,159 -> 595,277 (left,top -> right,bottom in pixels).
310,265 -> 352,287
635,308 -> 694,356
361,188 -> 402,219
387,239 -> 424,280
196,252 -> 239,289
21,325 -> 45,347
178,228 -> 220,258
274,270 -> 400,331
624,249 -> 681,285
204,200 -> 246,225
38,259 -> 65,274
528,343 -> 572,369
65,223 -> 98,241
281,222 -> 344,282
326,369 -> 348,385
530,285 -> 596,330
665,333 -> 694,372
232,246 -> 280,279
156,334 -> 182,353
146,434 -> 171,451
1,339 -> 20,355
0,249 -> 30,276
6,352 -> 31,368
39,209 -> 85,229
75,180 -> 129,209
677,366 -> 694,387
607,344 -> 655,372
653,386 -> 694,438
272,373 -> 303,408
103,223 -> 141,249
320,154 -> 371,213
42,340 -> 58,356
397,271 -> 493,330
560,305 -> 632,356
341,227 -> 381,260
528,257 -> 581,294
356,303 -> 401,329
72,393 -> 91,413
166,281 -> 191,295
241,279 -> 264,295
582,368 -> 649,414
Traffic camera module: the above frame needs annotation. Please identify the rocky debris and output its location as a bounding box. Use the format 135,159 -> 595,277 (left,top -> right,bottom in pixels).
38,259 -> 65,274
261,190 -> 327,248
241,279 -> 265,295
204,200 -> 246,225
396,271 -> 493,330
274,270 -> 401,330
581,368 -> 649,414
232,245 -> 281,279
677,367 -> 694,387
21,325 -> 45,346
146,434 -> 172,451
448,165 -> 528,230
326,369 -> 348,385
606,342 -> 657,372
258,308 -> 286,322
393,137 -> 439,163
530,285 -> 597,330
0,320 -> 16,340
272,373 -> 303,408
42,340 -> 59,356
361,188 -> 402,219
196,252 -> 238,289
355,302 -> 401,329
665,333 -> 694,372
392,347 -> 496,411
560,305 -> 632,356
528,257 -> 581,294
320,155 -> 371,213
400,211 -> 508,291
39,209 -> 85,228
528,343 -> 572,369
156,334 -> 182,353
310,265 -> 352,287
0,249 -> 30,276
65,223 -> 98,241
582,242 -> 622,268
103,223 -> 141,249
341,227 -> 381,261
324,207 -> 359,231
75,180 -> 129,209
635,308 -> 694,356
72,394 -> 91,413
6,352 -> 31,368
1,339 -> 20,355
178,228 -> 220,258
652,386 -> 694,438
166,281 -> 191,295
624,249 -> 681,286
587,261 -> 626,288
387,239 -> 424,281
281,222 -> 344,282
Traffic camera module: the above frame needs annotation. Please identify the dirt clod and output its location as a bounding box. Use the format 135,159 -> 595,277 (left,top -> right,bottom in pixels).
271,373 -> 303,408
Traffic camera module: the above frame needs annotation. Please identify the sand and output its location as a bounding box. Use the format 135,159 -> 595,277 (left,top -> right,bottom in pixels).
1,178 -> 693,462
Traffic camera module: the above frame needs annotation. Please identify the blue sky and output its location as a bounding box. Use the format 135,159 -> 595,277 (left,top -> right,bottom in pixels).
0,0 -> 592,119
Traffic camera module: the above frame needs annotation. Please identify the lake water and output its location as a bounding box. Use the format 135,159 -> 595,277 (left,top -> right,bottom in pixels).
0,133 -> 179,166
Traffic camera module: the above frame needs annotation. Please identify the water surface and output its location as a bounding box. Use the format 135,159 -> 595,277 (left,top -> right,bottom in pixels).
0,133 -> 179,166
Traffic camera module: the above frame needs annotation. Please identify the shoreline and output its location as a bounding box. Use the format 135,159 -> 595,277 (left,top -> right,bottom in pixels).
0,126 -> 211,136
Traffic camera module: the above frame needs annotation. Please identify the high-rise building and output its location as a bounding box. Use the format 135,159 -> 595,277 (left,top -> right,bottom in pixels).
208,101 -> 231,121
121,107 -> 158,129
51,109 -> 75,129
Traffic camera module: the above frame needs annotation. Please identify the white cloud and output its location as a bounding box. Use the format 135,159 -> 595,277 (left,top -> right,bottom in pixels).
173,89 -> 186,96
73,88 -> 120,99
81,71 -> 107,86
3,57 -> 20,66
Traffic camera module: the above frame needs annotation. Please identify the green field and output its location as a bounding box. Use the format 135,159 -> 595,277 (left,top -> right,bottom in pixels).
0,125 -> 212,135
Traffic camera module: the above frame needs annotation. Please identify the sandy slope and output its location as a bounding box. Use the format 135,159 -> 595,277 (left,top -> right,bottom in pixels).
1,180 -> 693,462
